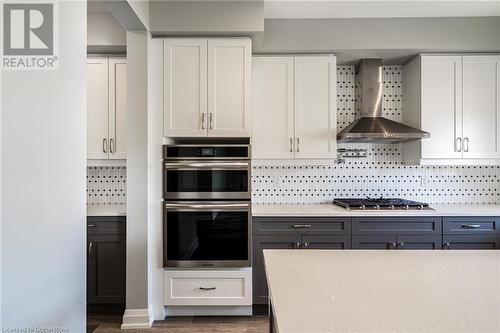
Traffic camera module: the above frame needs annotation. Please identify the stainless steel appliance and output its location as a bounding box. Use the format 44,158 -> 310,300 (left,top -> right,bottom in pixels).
334,197 -> 432,211
163,145 -> 251,200
163,144 -> 252,268
337,59 -> 430,143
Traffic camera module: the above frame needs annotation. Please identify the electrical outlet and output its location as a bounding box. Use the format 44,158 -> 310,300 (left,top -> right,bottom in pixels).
420,176 -> 429,187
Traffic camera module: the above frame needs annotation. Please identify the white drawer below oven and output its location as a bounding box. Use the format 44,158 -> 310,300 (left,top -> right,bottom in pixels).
163,269 -> 252,306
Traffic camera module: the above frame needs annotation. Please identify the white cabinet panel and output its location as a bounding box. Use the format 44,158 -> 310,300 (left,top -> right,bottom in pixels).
294,56 -> 336,159
421,56 -> 463,159
87,58 -> 109,159
109,58 -> 127,159
252,57 -> 294,159
208,39 -> 251,137
462,56 -> 500,159
164,39 -> 208,137
163,269 -> 252,306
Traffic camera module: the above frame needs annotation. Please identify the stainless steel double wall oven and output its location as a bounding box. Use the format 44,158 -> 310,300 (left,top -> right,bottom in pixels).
163,144 -> 252,268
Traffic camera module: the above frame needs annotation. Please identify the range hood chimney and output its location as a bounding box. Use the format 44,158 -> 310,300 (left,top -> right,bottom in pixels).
337,59 -> 430,143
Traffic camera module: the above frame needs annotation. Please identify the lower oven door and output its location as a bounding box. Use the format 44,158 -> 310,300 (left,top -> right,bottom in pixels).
164,201 -> 251,268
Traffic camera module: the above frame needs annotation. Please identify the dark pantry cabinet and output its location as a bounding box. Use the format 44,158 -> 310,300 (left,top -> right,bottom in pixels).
87,216 -> 126,304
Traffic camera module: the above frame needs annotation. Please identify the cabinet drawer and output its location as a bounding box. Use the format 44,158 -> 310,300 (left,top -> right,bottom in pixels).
352,217 -> 441,234
443,217 -> 500,234
87,216 -> 126,235
163,269 -> 252,306
253,217 -> 350,235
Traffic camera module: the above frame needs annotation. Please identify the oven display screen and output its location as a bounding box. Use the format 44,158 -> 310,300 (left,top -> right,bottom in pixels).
199,148 -> 214,157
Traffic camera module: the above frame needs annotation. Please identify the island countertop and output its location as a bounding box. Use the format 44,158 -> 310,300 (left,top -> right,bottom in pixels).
264,250 -> 500,333
252,203 -> 500,217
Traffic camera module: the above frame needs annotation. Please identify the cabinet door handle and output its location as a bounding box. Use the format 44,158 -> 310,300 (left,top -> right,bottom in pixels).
293,242 -> 301,249
103,138 -> 108,153
456,138 -> 462,152
88,242 -> 93,256
302,242 -> 309,249
209,113 -> 214,130
199,287 -> 216,291
201,113 -> 205,130
443,242 -> 451,250
289,138 -> 293,153
293,224 -> 311,229
396,242 -> 405,249
388,242 -> 396,249
296,138 -> 300,153
463,137 -> 469,152
87,224 -> 96,228
461,224 -> 482,229
110,138 -> 115,153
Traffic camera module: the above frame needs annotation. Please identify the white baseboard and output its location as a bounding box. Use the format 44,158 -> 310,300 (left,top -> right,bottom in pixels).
164,305 -> 252,317
121,307 -> 153,330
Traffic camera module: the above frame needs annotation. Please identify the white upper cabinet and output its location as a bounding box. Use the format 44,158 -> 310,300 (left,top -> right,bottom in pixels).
294,56 -> 336,159
252,55 -> 336,160
462,56 -> 500,159
208,39 -> 252,137
163,38 -> 251,137
109,58 -> 128,159
252,57 -> 294,159
87,58 -> 109,159
164,39 -> 208,137
420,55 -> 463,159
87,57 -> 127,160
403,54 -> 500,165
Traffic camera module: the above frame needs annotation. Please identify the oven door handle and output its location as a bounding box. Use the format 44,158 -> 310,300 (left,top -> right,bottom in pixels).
165,203 -> 250,210
164,162 -> 249,169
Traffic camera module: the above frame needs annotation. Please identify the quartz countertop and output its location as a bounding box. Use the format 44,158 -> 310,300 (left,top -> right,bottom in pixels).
252,203 -> 500,217
87,204 -> 126,216
264,250 -> 500,333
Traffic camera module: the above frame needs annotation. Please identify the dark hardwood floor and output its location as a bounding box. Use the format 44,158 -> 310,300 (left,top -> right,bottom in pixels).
87,314 -> 269,333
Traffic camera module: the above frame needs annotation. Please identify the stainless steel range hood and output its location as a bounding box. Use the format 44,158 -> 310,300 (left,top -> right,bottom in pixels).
337,59 -> 430,143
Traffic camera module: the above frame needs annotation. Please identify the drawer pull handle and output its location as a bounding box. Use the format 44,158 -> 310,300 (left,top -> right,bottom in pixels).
461,224 -> 482,229
293,224 -> 311,229
199,287 -> 216,291
87,224 -> 96,228
388,242 -> 396,249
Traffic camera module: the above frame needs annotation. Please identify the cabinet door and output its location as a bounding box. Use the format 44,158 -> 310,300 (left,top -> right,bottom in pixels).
421,56 -> 463,159
462,56 -> 500,159
87,234 -> 126,304
294,56 -> 336,159
396,235 -> 442,250
208,38 -> 251,137
252,57 -> 295,158
87,58 -> 109,159
252,235 -> 301,304
301,234 -> 351,249
443,235 -> 500,250
108,58 -> 127,159
352,235 -> 397,249
164,39 -> 208,137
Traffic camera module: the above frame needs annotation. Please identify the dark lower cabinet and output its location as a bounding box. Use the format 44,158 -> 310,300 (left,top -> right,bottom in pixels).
443,235 -> 500,249
87,216 -> 126,305
352,235 -> 397,249
253,234 -> 301,304
396,235 -> 442,250
301,234 -> 351,249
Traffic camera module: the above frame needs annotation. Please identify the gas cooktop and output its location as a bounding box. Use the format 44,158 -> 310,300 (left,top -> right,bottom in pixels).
333,197 -> 432,211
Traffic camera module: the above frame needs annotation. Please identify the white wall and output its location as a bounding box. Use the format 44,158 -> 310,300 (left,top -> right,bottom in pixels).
1,1 -> 86,332
88,12 -> 126,47
149,0 -> 264,35
147,37 -> 164,320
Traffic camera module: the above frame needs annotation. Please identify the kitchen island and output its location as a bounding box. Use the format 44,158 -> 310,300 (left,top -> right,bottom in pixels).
264,250 -> 500,333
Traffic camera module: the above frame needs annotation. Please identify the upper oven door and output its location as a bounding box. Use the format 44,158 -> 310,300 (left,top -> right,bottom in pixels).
164,201 -> 251,268
164,160 -> 251,200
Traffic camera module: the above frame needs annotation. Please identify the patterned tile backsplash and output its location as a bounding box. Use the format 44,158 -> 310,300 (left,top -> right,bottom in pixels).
87,166 -> 127,205
252,65 -> 500,204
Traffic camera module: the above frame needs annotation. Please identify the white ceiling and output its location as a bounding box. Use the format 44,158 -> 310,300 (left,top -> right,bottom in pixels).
264,0 -> 500,19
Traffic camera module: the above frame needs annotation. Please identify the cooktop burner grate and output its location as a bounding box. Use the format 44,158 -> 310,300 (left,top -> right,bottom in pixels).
333,197 -> 431,211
